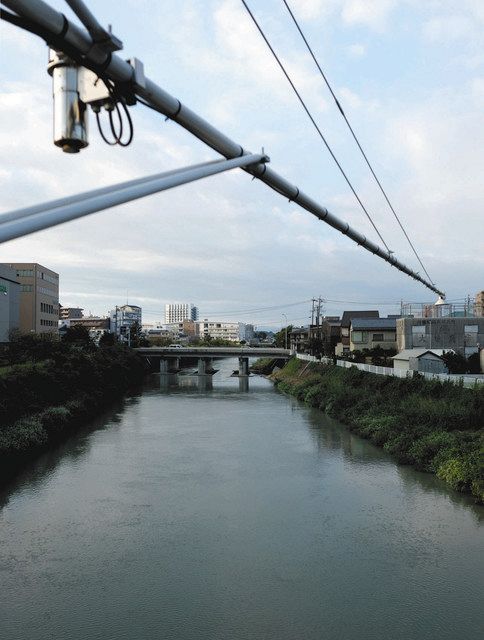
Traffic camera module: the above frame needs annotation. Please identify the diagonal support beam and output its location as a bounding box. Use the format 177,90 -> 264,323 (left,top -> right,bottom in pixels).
0,153 -> 266,243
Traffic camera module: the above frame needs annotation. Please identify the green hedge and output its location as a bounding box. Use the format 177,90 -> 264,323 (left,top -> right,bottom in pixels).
273,360 -> 484,502
0,345 -> 146,480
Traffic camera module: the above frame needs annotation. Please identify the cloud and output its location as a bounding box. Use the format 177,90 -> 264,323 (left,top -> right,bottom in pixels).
341,0 -> 397,31
346,43 -> 366,58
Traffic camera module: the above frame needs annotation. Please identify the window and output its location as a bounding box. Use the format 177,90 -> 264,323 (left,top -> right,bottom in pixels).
372,333 -> 384,342
412,325 -> 426,345
464,325 -> 478,346
21,284 -> 33,292
352,331 -> 368,343
16,269 -> 33,277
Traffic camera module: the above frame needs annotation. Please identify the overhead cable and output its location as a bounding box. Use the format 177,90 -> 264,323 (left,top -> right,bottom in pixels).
240,0 -> 391,252
282,0 -> 434,284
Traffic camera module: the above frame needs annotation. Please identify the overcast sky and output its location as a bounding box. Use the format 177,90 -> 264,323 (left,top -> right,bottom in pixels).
1,0 -> 483,327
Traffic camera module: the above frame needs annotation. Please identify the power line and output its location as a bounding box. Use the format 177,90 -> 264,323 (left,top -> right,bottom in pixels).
281,0 -> 434,284
142,299 -> 312,318
240,0 -> 391,252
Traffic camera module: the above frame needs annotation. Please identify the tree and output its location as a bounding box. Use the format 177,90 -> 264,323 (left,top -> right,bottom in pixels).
441,351 -> 468,374
62,324 -> 94,348
274,325 -> 292,348
128,321 -> 143,348
99,331 -> 116,347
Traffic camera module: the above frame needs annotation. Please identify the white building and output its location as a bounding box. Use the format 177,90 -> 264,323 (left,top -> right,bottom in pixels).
197,320 -> 241,342
165,303 -> 198,324
110,304 -> 142,341
392,349 -> 450,374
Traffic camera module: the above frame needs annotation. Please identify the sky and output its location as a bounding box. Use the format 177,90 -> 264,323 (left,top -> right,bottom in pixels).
1,0 -> 483,327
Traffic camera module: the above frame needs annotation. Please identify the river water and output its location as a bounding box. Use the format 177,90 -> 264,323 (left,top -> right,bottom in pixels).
1,359 -> 483,640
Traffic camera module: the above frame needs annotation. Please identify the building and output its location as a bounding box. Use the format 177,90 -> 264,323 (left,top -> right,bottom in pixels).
197,320 -> 241,342
290,327 -> 309,353
475,291 -> 484,317
396,317 -> 484,358
0,265 -> 20,342
1,263 -> 59,334
392,349 -> 450,374
349,317 -> 397,352
335,310 -> 379,356
165,303 -> 198,324
59,316 -> 111,344
59,306 -> 83,320
110,304 -> 142,341
308,316 -> 341,355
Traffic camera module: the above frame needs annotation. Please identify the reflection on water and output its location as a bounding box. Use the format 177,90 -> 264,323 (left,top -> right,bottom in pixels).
0,358 -> 482,640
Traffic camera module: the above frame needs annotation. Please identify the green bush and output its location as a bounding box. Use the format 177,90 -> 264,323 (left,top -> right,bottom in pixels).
273,359 -> 484,502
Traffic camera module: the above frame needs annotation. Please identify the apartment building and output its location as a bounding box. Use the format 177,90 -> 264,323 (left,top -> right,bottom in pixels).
110,304 -> 142,340
396,317 -> 484,357
0,264 -> 20,341
59,306 -> 83,320
1,263 -> 59,334
165,303 -> 199,324
197,320 -> 241,342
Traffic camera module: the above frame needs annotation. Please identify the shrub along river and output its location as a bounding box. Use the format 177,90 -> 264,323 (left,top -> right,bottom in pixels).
0,359 -> 482,640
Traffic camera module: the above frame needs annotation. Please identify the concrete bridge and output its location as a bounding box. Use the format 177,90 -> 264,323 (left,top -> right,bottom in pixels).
135,346 -> 291,377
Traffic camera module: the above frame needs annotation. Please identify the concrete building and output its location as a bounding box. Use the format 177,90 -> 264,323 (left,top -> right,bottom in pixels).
392,349 -> 449,374
475,291 -> 484,317
396,317 -> 484,357
110,304 -> 142,341
165,303 -> 198,324
290,327 -> 309,353
349,317 -> 397,352
1,263 -> 59,334
0,265 -> 20,342
59,306 -> 83,320
197,320 -> 241,342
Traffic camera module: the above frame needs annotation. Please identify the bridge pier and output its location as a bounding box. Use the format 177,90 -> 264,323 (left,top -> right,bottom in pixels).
160,357 -> 181,374
198,357 -> 214,376
238,356 -> 249,377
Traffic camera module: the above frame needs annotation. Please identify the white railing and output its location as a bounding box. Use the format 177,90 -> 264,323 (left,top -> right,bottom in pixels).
295,353 -> 484,388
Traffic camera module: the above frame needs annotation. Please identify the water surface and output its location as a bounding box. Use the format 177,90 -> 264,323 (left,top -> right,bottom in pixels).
1,359 -> 482,640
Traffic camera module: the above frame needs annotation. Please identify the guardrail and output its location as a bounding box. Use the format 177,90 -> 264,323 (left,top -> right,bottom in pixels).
295,353 -> 484,388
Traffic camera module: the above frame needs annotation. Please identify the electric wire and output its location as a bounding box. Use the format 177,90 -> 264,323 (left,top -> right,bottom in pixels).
281,0 -> 434,284
240,0 -> 391,252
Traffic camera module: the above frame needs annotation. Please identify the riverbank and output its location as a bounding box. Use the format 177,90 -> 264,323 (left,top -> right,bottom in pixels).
271,358 -> 484,503
0,344 -> 146,484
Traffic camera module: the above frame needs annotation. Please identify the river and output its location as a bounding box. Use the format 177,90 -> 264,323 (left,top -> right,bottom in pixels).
1,358 -> 483,640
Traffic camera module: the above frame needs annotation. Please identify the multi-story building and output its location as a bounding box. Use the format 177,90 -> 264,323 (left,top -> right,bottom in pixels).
59,306 -> 83,320
475,291 -> 484,317
396,317 -> 484,357
349,317 -> 397,352
0,265 -> 20,342
335,310 -> 379,356
1,263 -> 59,334
110,304 -> 142,341
197,320 -> 241,342
165,303 -> 198,324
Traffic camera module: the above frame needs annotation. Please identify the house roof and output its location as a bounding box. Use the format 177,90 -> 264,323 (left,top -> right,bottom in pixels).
392,348 -> 453,361
341,310 -> 379,327
350,317 -> 396,331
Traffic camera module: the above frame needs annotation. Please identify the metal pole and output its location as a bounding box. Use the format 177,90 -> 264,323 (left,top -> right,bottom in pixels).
1,0 -> 444,296
282,313 -> 288,350
0,153 -> 265,243
0,159 -> 231,225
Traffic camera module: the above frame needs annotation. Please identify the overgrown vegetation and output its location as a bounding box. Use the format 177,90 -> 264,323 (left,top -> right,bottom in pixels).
0,329 -> 146,483
272,358 -> 484,502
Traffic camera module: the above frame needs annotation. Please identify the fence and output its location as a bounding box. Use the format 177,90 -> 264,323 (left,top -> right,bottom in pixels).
295,353 -> 484,388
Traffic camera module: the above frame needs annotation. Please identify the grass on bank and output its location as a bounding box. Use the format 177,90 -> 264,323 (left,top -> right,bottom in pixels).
272,358 -> 484,503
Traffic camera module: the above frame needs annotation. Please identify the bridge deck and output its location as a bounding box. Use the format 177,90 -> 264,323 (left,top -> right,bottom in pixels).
135,347 -> 291,358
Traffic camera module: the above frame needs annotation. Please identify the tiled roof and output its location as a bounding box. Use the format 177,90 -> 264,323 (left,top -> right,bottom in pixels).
341,310 -> 379,327
350,317 -> 396,330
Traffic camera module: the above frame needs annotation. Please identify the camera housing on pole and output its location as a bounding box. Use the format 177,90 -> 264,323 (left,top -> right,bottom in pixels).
47,50 -> 88,153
